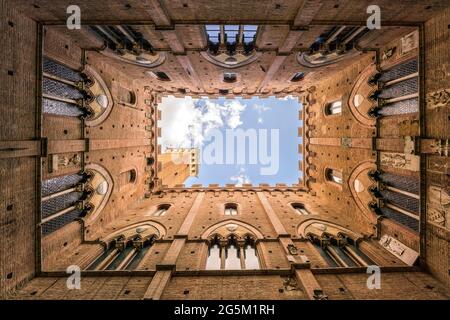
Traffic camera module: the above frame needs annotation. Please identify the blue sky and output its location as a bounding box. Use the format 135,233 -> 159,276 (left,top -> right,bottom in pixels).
158,96 -> 303,187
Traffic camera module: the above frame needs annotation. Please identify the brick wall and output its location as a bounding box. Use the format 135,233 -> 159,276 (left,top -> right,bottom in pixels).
0,1 -> 38,298
423,6 -> 450,287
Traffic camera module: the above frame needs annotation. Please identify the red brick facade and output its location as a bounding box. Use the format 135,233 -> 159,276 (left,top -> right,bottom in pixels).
1,1 -> 449,300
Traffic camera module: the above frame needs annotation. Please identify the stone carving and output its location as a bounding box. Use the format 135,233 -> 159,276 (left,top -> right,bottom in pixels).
427,185 -> 450,229
313,289 -> 328,300
426,89 -> 450,110
354,179 -> 365,193
50,153 -> 81,172
225,224 -> 238,232
136,226 -> 149,234
96,181 -> 108,195
380,235 -> 405,256
96,94 -> 108,109
399,119 -> 419,137
341,137 -> 352,148
381,47 -> 396,61
400,31 -> 418,55
283,277 -> 298,291
403,136 -> 416,155
287,244 -> 298,255
423,139 -> 449,157
379,235 -> 419,266
311,223 -> 327,231
59,154 -> 81,167
380,152 -> 419,171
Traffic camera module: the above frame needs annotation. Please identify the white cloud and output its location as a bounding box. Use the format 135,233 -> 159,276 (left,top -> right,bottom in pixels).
252,103 -> 270,112
252,103 -> 270,124
158,96 -> 247,150
223,100 -> 246,129
230,167 -> 251,186
280,95 -> 297,101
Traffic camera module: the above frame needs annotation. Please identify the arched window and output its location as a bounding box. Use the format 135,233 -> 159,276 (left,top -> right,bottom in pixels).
308,234 -> 373,267
203,25 -> 259,68
41,172 -> 93,235
117,86 -> 136,105
155,71 -> 171,81
291,203 -> 310,215
146,70 -> 171,81
325,100 -> 342,115
119,169 -> 137,189
153,204 -> 170,217
42,57 -> 85,117
243,240 -> 260,269
206,24 -> 257,49
205,25 -> 221,45
224,203 -> 238,215
326,168 -> 343,184
87,233 -> 155,271
205,235 -> 260,270
223,72 -> 237,83
291,72 -> 305,82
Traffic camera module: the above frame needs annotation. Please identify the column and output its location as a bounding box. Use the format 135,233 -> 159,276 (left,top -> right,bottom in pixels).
237,239 -> 246,270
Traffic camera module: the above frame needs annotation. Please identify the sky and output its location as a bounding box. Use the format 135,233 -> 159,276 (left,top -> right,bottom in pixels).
158,95 -> 303,187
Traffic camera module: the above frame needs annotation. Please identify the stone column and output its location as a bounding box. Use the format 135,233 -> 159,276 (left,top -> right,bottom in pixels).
237,239 -> 246,270
219,239 -> 228,270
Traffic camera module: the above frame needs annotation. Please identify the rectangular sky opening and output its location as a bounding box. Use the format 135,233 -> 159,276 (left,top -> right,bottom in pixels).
158,96 -> 303,187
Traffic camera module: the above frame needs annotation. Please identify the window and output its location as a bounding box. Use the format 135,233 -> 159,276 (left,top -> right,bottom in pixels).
224,25 -> 239,44
41,173 -> 90,235
119,169 -> 137,189
206,25 -> 221,44
206,25 -> 257,45
87,234 -> 155,271
224,203 -> 238,215
291,72 -> 305,82
153,204 -> 170,217
223,72 -> 237,83
309,234 -> 372,267
147,71 -> 171,81
118,86 -> 136,105
326,168 -> 343,184
205,235 -> 260,270
205,242 -> 221,269
42,57 -> 86,118
242,25 -> 258,45
325,100 -> 342,115
291,203 -> 309,215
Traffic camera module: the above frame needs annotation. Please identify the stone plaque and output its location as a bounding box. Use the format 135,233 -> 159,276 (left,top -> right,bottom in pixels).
379,235 -> 419,266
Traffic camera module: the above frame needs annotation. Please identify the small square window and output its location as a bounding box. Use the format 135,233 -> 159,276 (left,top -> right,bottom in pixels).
223,72 -> 237,83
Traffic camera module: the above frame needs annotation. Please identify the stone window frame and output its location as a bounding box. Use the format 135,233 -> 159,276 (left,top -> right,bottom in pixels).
323,98 -> 343,117
117,85 -> 138,108
289,202 -> 313,215
147,70 -> 171,82
291,71 -> 306,82
205,234 -> 261,271
118,167 -> 138,192
86,228 -> 157,271
224,203 -> 239,215
152,203 -> 171,217
324,167 -> 344,189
